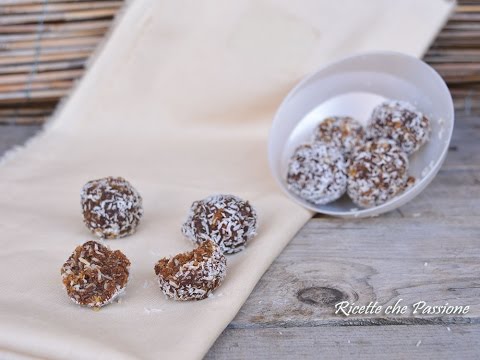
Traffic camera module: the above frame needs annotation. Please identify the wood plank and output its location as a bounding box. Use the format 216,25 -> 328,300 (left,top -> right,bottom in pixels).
206,325 -> 480,360
431,63 -> 480,84
425,49 -> 480,63
457,5 -> 480,12
444,22 -> 480,31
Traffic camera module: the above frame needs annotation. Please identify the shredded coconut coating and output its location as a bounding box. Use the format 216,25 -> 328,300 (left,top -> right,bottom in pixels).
313,116 -> 365,155
60,240 -> 130,308
368,100 -> 431,156
347,139 -> 410,208
154,240 -> 227,301
181,194 -> 257,254
81,176 -> 143,239
287,143 -> 347,205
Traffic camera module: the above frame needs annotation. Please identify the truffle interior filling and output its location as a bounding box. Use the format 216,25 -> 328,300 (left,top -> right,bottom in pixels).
155,241 -> 216,279
61,241 -> 130,306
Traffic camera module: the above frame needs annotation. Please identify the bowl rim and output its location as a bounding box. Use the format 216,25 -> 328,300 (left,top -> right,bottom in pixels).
268,50 -> 455,217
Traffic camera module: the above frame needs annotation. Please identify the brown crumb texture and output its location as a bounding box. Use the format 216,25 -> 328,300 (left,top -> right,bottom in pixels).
181,194 -> 257,254
154,240 -> 227,301
61,240 -> 130,308
313,116 -> 365,155
81,176 -> 143,239
347,139 -> 409,208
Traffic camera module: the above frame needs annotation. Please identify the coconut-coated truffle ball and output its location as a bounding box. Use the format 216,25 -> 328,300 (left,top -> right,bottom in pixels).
347,139 -> 410,208
286,143 -> 347,205
368,100 -> 431,156
81,176 -> 143,239
313,116 -> 365,155
181,194 -> 257,254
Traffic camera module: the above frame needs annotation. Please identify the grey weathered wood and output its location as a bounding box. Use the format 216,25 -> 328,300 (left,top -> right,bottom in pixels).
230,212 -> 480,328
206,325 -> 480,360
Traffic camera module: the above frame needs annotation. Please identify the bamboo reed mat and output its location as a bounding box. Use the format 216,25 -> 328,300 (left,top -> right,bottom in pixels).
0,0 -> 478,125
0,0 -> 123,125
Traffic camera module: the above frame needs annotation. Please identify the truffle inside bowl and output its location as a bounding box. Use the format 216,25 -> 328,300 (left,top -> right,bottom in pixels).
268,51 -> 454,218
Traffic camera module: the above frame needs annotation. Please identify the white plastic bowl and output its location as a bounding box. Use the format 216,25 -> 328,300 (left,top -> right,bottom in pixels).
268,51 -> 454,218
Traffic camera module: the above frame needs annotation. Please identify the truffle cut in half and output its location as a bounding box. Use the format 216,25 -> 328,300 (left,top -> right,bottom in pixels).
61,240 -> 130,308
154,240 -> 227,301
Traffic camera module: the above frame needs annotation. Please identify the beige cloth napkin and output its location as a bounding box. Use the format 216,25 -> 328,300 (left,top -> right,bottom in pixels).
0,0 -> 453,359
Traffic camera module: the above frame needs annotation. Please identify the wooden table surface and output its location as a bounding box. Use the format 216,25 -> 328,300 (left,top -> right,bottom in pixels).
1,2 -> 480,360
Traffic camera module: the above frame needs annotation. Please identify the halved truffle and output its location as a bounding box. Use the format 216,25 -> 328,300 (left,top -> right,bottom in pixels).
61,240 -> 130,308
154,240 -> 227,301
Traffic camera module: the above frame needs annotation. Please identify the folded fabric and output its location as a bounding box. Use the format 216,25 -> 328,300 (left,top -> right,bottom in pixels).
0,0 -> 453,358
